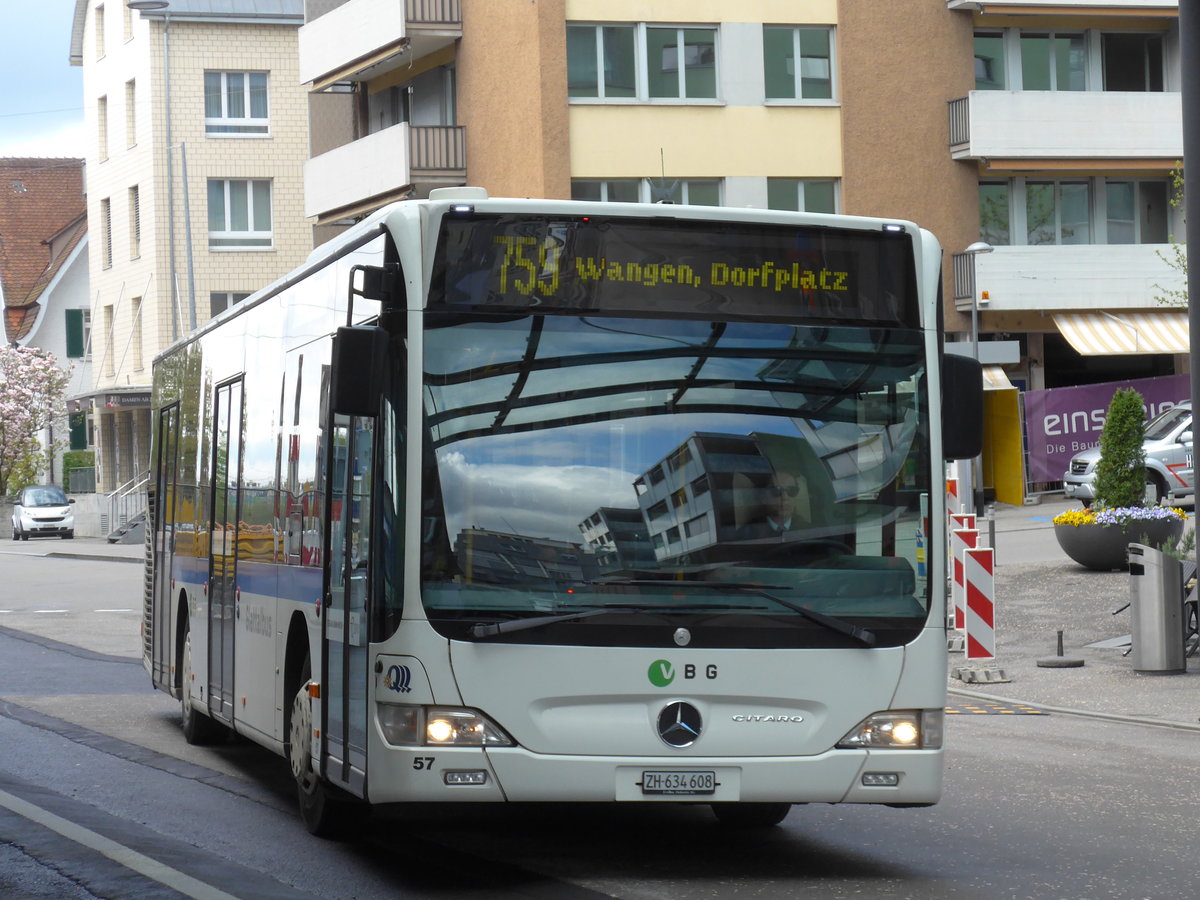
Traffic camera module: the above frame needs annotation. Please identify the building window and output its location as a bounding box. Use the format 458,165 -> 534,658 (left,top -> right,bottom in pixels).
567,23 -> 717,101
102,304 -> 115,376
131,296 -> 143,370
1020,32 -> 1086,91
763,26 -> 834,100
100,198 -> 113,268
1102,33 -> 1163,91
648,27 -> 717,99
1026,181 -> 1090,245
978,177 -> 1171,246
1106,181 -> 1169,244
210,292 -> 252,318
767,178 -> 838,213
98,96 -> 108,160
571,178 -> 722,205
128,185 -> 140,259
979,182 -> 1010,246
95,4 -> 105,59
125,80 -> 136,147
65,309 -> 91,360
207,179 -> 272,249
204,71 -> 269,135
571,179 -> 640,202
974,32 -> 1006,90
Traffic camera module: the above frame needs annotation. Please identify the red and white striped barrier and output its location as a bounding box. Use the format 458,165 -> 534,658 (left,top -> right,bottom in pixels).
950,528 -> 978,631
949,513 -> 976,533
964,547 -> 995,660
946,478 -> 963,515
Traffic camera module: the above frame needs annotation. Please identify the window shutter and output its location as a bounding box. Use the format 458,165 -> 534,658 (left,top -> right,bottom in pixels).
66,309 -> 85,358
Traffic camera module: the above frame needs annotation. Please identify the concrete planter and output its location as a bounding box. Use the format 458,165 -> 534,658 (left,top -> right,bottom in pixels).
1054,517 -> 1185,572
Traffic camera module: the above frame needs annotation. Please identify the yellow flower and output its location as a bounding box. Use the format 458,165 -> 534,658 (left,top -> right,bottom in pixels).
1052,509 -> 1096,527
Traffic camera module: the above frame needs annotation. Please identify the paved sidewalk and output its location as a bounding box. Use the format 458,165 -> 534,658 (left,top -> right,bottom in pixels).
954,496 -> 1200,731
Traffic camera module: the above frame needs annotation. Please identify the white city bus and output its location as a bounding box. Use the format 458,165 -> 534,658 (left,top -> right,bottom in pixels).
144,189 -> 982,835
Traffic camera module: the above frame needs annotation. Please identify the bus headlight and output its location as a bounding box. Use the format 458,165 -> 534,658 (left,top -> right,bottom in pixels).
836,710 -> 943,750
377,704 -> 514,747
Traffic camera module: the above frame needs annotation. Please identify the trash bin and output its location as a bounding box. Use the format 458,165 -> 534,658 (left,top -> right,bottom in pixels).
1127,544 -> 1185,674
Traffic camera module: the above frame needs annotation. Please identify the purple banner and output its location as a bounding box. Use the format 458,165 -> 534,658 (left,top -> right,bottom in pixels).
1023,374 -> 1189,483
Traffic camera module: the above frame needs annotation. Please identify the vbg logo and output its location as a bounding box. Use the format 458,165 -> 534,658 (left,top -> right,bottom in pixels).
647,659 -> 718,687
385,664 -> 412,694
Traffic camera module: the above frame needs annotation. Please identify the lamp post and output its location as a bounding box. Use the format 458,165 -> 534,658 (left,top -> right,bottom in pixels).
963,241 -> 993,516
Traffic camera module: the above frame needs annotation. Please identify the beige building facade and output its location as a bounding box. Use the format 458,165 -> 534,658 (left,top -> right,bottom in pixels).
70,0 -> 313,495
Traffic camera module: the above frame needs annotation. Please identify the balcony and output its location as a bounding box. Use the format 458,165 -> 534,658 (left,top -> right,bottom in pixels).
300,0 -> 462,90
946,0 -> 1178,10
304,122 -> 466,221
951,243 -> 1185,312
948,91 -> 1181,165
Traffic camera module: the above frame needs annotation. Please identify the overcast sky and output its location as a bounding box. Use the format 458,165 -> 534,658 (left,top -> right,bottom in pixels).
0,1 -> 86,158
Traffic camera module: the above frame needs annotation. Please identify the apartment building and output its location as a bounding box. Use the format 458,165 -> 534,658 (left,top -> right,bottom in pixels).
947,0 -> 1187,391
298,1 -> 1184,398
69,0 -> 312,494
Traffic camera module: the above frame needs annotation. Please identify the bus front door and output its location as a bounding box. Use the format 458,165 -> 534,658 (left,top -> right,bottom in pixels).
321,413 -> 373,797
151,403 -> 180,691
208,379 -> 243,726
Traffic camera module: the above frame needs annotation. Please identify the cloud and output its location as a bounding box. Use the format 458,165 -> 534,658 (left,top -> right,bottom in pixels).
0,121 -> 87,159
438,450 -> 640,544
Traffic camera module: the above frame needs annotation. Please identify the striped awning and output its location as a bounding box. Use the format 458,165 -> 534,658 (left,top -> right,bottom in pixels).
1052,311 -> 1190,356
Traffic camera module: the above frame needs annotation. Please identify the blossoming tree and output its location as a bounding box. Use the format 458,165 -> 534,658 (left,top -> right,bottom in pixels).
0,345 -> 72,496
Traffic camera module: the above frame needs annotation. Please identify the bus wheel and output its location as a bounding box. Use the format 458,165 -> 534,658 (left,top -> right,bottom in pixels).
289,670 -> 356,838
711,802 -> 792,827
180,626 -> 226,745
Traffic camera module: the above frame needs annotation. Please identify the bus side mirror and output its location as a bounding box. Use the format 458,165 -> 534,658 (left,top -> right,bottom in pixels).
942,353 -> 983,460
331,325 -> 388,417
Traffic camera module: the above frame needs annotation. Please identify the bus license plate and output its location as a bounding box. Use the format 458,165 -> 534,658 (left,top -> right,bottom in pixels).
641,770 -> 716,796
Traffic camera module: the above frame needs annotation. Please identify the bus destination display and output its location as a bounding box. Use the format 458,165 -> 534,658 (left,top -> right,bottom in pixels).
431,213 -> 917,323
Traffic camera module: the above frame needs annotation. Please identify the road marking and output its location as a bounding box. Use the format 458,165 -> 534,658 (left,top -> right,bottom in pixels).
946,701 -> 1047,716
32,610 -> 70,614
0,786 -> 240,900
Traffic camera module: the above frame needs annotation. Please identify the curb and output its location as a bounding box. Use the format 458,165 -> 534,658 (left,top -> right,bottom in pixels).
44,551 -> 143,565
948,685 -> 1200,734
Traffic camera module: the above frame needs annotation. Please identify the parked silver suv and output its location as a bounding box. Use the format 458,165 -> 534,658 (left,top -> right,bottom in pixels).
1062,400 -> 1193,506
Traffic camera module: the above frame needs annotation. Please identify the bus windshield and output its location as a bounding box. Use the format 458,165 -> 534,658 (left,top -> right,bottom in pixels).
419,311 -> 930,649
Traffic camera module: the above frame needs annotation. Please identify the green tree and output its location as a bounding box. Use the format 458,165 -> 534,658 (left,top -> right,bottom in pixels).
1092,388 -> 1147,509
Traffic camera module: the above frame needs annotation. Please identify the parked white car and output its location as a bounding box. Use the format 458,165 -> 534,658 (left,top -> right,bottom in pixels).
11,485 -> 75,540
1062,401 -> 1193,506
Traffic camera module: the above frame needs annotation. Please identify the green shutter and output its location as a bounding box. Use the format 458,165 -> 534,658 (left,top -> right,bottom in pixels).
69,413 -> 88,451
66,309 -> 85,358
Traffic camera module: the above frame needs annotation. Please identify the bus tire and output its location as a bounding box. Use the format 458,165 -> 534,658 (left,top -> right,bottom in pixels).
180,625 -> 226,745
289,664 -> 357,838
710,802 -> 792,828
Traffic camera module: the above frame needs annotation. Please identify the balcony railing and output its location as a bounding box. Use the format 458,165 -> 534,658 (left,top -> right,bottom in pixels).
406,0 -> 461,27
411,125 -> 465,176
948,96 -> 970,147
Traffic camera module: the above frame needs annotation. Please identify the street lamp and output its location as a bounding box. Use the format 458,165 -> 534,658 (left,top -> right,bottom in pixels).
963,241 -> 993,361
962,241 -> 993,517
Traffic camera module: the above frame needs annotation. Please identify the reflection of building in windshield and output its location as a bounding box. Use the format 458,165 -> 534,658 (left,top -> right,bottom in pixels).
578,507 -> 656,575
454,527 -> 598,588
630,432 -> 838,563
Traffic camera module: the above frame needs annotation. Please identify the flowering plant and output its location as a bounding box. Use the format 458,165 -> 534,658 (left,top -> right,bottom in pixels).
1053,506 -> 1187,527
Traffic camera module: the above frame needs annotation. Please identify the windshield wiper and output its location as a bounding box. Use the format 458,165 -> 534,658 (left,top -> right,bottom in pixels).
468,601 -> 755,639
599,579 -> 877,647
743,588 -> 877,647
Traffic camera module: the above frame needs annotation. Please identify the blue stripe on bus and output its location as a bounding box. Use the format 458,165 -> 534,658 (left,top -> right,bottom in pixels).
166,554 -> 324,605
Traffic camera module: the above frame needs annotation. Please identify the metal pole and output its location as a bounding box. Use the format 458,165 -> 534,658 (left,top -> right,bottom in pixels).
179,142 -> 197,331
162,13 -> 178,342
1181,0 -> 1200,590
